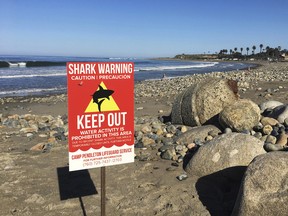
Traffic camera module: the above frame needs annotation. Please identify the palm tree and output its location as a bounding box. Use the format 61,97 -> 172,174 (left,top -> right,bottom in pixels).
260,44 -> 263,53
240,47 -> 243,55
278,46 -> 281,51
234,47 -> 238,53
246,47 -> 250,55
252,45 -> 256,55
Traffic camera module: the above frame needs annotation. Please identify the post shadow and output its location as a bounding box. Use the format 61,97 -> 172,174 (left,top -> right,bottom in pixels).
57,166 -> 98,216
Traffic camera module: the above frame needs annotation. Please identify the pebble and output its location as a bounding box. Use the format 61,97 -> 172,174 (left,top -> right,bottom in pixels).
176,174 -> 188,181
260,117 -> 279,126
177,156 -> 184,163
205,135 -> 213,141
253,132 -> 262,139
141,136 -> 155,146
141,125 -> 152,133
276,131 -> 288,146
187,143 -> 196,150
224,128 -> 232,134
166,167 -> 177,171
161,149 -> 174,160
262,125 -> 273,135
180,126 -> 188,133
30,143 -> 46,151
264,143 -> 285,152
171,162 -> 179,167
265,135 -> 277,144
26,133 -> 34,139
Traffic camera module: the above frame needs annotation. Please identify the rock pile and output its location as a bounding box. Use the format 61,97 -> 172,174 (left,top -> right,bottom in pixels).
133,89 -> 288,214
0,113 -> 67,152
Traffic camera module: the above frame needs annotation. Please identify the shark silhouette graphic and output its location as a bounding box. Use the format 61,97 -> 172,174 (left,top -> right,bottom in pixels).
91,84 -> 114,112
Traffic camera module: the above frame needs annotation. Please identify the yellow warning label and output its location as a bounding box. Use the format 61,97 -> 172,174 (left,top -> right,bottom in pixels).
85,82 -> 120,113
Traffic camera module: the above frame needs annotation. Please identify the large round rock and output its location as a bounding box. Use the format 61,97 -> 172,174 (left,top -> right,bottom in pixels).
185,133 -> 265,181
232,152 -> 288,216
171,78 -> 239,126
219,99 -> 261,132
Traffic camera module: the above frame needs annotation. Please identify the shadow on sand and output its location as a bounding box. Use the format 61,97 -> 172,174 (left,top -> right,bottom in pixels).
195,166 -> 246,216
57,166 -> 98,216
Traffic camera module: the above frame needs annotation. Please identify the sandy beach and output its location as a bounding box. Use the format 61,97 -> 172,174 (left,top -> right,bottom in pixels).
0,61 -> 288,216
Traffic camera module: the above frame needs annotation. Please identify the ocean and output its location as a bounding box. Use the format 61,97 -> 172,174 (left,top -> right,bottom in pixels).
0,55 -> 255,98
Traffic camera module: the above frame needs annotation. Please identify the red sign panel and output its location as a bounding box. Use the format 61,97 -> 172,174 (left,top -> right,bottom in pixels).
67,62 -> 134,171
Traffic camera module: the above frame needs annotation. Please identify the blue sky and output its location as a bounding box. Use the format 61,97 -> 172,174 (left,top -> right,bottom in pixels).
1,0 -> 288,57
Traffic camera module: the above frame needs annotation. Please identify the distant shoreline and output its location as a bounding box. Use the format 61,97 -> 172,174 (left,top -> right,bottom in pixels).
151,56 -> 262,71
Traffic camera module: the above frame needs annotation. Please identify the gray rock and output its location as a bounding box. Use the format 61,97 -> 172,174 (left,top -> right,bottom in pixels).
268,104 -> 288,123
161,149 -> 174,160
253,132 -> 262,139
259,100 -> 284,113
166,124 -> 177,134
175,125 -> 221,145
263,143 -> 285,152
185,133 -> 265,181
284,118 -> 288,127
158,145 -> 172,153
232,152 -> 288,216
219,99 -> 261,132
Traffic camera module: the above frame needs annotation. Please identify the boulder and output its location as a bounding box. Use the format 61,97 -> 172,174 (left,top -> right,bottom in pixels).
219,99 -> 261,132
232,152 -> 288,216
185,133 -> 265,181
171,78 -> 239,126
175,125 -> 221,145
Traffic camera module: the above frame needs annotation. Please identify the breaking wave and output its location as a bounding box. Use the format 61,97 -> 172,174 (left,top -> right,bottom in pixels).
0,73 -> 65,79
135,62 -> 218,72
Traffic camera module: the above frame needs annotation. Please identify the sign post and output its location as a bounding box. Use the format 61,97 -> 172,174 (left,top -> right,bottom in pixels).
101,167 -> 106,216
67,62 -> 134,215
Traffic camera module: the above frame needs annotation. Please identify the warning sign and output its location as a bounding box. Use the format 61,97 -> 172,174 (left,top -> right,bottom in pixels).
67,62 -> 134,171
